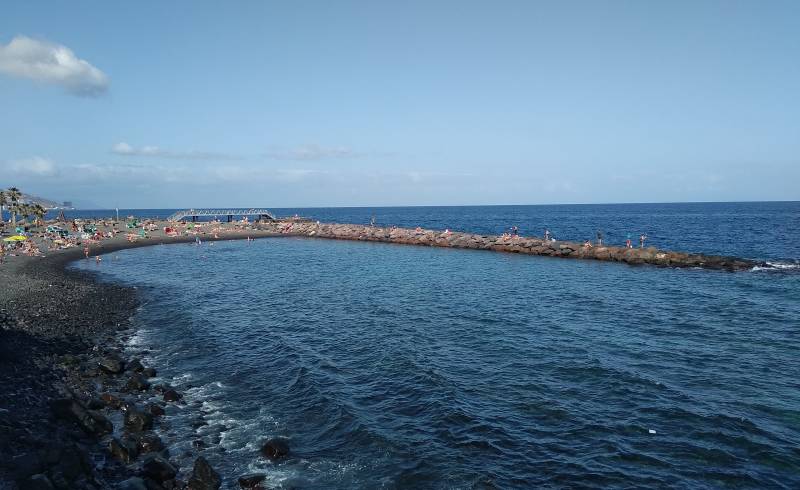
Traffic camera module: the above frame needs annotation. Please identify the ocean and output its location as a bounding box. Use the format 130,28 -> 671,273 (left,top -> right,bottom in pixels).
71,202 -> 800,488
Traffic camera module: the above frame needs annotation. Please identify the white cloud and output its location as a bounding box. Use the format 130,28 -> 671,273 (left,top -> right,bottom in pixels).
264,144 -> 361,161
0,36 -> 108,96
2,156 -> 59,177
111,142 -> 240,160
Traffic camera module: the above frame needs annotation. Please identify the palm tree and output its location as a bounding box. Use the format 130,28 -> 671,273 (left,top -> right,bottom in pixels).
6,187 -> 22,227
0,190 -> 6,223
17,203 -> 31,226
33,204 -> 47,229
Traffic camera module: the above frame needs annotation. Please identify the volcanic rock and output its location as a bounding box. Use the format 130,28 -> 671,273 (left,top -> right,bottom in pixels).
141,454 -> 177,482
125,373 -> 150,391
98,356 -> 125,374
124,408 -> 153,432
238,473 -> 266,488
260,438 -> 290,460
187,456 -> 222,490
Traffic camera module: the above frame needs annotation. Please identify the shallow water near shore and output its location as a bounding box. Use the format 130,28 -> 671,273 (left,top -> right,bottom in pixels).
72,225 -> 800,489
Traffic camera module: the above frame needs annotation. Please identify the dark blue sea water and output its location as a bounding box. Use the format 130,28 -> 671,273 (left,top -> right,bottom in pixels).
71,203 -> 800,489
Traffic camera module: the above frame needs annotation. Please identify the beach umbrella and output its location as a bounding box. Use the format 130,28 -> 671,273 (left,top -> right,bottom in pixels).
3,235 -> 27,241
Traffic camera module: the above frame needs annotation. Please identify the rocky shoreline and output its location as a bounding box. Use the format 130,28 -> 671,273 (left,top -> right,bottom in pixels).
0,237 -> 284,490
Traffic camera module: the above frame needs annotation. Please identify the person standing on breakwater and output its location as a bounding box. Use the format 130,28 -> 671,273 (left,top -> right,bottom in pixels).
626,234 -> 632,248
596,230 -> 604,246
640,233 -> 647,248
544,229 -> 551,241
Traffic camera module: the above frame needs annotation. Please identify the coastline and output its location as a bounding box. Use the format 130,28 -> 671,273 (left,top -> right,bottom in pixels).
0,218 -> 768,488
0,231 -> 282,489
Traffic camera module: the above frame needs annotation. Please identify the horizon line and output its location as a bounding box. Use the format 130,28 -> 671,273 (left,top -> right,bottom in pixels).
61,199 -> 799,211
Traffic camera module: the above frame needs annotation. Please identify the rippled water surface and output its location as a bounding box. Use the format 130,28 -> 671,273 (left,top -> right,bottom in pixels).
73,204 -> 800,489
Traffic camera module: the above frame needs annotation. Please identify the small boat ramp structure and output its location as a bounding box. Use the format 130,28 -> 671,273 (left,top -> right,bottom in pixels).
166,208 -> 275,223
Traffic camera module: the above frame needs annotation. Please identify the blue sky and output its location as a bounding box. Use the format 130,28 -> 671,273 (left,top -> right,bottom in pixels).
1,1 -> 798,208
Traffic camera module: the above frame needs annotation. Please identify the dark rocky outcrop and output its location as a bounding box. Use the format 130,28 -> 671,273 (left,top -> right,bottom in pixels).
238,473 -> 266,488
187,456 -> 222,490
148,403 -> 166,417
98,355 -> 125,374
140,454 -> 177,483
101,392 -> 123,409
134,431 -> 165,454
260,438 -> 290,460
109,437 -> 139,463
50,397 -> 113,436
124,408 -> 154,432
125,373 -> 151,391
126,358 -> 145,372
163,388 -> 183,402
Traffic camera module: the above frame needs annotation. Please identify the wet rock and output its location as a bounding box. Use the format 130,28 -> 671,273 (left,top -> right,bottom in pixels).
238,473 -> 266,488
109,437 -> 139,463
51,398 -> 112,436
135,432 -> 165,454
163,389 -> 183,402
142,367 -> 157,378
187,456 -> 222,490
153,384 -> 172,394
101,392 -> 123,409
260,438 -> 290,460
118,477 -> 148,490
141,454 -> 177,483
124,408 -> 154,432
98,355 -> 125,374
125,373 -> 151,392
148,403 -> 166,417
27,474 -> 55,490
126,358 -> 145,372
162,479 -> 185,489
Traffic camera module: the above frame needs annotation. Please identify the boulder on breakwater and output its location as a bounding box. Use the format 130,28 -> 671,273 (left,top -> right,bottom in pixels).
269,221 -> 758,271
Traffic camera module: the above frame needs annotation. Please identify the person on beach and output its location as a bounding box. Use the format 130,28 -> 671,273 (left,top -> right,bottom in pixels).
596,230 -> 603,246
640,233 -> 647,248
0,242 -> 5,264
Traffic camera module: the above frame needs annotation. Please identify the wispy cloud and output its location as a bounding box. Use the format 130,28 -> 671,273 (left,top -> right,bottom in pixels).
264,144 -> 361,161
111,142 -> 241,161
0,36 -> 108,97
1,156 -> 59,177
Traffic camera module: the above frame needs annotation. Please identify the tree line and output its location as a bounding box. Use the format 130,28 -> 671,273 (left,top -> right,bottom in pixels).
0,187 -> 48,228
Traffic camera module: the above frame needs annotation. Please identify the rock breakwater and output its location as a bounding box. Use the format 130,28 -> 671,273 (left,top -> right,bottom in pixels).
270,222 -> 759,271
